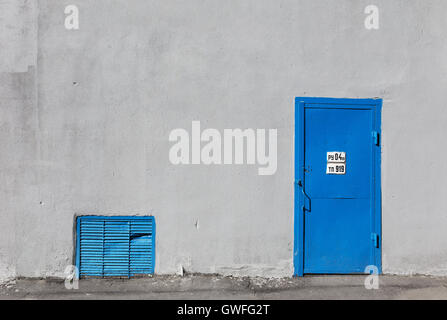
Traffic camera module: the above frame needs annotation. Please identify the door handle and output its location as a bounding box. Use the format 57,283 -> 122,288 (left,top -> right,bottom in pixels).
296,179 -> 311,212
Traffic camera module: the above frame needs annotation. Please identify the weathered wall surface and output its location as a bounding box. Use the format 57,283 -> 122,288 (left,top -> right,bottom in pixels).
1,0 -> 447,279
0,0 -> 38,282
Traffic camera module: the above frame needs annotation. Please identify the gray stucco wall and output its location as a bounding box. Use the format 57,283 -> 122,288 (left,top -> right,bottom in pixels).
1,0 -> 447,279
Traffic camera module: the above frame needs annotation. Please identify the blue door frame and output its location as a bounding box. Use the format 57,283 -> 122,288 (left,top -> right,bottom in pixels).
294,97 -> 382,276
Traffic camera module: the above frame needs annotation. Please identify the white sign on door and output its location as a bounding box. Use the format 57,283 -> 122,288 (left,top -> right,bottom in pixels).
326,163 -> 346,174
327,151 -> 346,175
327,151 -> 346,163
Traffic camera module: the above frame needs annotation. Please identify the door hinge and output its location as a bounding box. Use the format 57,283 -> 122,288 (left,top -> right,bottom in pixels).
371,233 -> 379,248
372,131 -> 380,146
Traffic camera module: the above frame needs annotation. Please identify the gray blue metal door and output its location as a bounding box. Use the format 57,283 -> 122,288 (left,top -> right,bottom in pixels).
294,98 -> 382,276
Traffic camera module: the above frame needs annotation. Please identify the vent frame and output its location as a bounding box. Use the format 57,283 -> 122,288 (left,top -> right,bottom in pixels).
75,215 -> 155,278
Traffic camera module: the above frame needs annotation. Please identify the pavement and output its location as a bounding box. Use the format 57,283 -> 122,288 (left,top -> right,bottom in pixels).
1,274 -> 447,299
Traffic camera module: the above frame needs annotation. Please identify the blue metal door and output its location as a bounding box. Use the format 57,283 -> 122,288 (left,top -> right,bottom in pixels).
294,98 -> 381,276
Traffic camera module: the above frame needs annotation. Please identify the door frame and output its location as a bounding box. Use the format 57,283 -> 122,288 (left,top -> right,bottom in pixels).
293,97 -> 382,276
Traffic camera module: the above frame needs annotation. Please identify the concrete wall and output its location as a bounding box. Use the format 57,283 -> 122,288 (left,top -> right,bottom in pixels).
1,0 -> 447,279
0,0 -> 38,281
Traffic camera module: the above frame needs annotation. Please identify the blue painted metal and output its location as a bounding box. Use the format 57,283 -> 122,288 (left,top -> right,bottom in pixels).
75,217 -> 81,279
76,216 -> 155,278
294,97 -> 382,276
371,233 -> 379,248
372,131 -> 380,146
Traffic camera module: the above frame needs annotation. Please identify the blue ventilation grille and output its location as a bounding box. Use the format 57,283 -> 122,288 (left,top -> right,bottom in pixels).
76,216 -> 155,278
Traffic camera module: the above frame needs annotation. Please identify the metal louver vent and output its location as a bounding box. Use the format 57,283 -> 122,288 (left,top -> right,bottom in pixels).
75,216 -> 155,278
